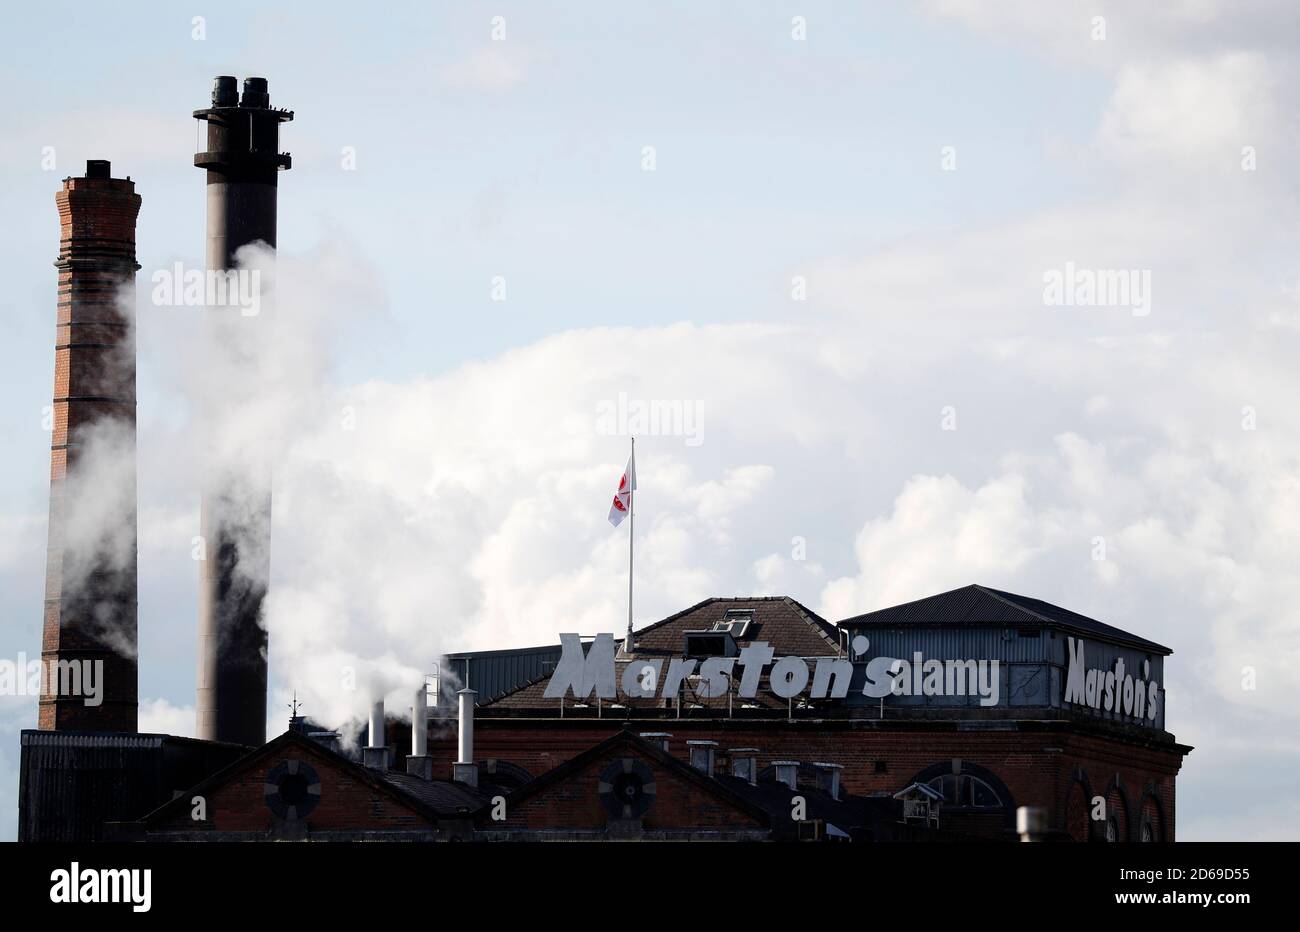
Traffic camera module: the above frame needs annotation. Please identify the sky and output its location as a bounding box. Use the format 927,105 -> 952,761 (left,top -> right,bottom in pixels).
1,0 -> 1299,841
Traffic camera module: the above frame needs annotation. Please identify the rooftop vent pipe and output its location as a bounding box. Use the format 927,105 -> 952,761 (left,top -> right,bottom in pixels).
362,698 -> 390,771
406,685 -> 433,780
453,688 -> 478,787
772,760 -> 799,790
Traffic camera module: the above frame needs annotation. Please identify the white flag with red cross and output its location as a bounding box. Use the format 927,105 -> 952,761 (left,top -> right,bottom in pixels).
607,451 -> 637,527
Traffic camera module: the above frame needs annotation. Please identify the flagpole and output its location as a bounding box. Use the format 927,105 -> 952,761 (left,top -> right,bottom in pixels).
626,436 -> 635,653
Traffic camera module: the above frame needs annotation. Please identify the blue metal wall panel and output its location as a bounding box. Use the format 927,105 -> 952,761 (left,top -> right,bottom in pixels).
841,625 -> 1167,729
442,647 -> 563,703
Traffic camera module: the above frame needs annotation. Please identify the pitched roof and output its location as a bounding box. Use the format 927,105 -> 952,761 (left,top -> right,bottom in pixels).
838,584 -> 1171,654
499,728 -> 910,840
501,728 -> 773,827
624,595 -> 840,656
380,771 -> 487,814
713,772 -> 899,838
482,596 -> 841,711
136,729 -> 488,827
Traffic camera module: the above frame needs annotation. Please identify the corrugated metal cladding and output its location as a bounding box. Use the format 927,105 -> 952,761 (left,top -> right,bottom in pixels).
1050,635 -> 1167,731
442,646 -> 562,703
854,626 -> 1052,663
841,625 -> 1167,731
18,731 -> 247,842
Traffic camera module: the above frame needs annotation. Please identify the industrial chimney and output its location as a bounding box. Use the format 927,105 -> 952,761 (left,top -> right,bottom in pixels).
193,76 -> 293,747
39,161 -> 141,732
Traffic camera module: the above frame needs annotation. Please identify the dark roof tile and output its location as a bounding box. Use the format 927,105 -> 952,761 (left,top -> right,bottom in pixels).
839,584 -> 1171,654
483,596 -> 842,711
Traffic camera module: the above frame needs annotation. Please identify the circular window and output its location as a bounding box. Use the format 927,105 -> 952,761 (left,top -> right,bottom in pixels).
598,758 -> 656,820
264,759 -> 322,820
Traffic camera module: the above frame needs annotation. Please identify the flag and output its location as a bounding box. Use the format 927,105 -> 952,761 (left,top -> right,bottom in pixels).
607,451 -> 637,527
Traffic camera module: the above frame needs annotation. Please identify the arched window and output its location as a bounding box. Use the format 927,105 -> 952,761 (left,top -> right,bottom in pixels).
926,773 -> 1003,809
1138,789 -> 1165,842
910,761 -> 1016,832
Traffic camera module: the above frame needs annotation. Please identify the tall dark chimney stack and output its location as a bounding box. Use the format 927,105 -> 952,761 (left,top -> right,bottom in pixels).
193,76 -> 292,746
40,161 -> 141,731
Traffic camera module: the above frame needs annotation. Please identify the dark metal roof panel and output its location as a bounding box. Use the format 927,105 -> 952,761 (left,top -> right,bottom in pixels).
442,646 -> 563,702
839,585 -> 1171,655
18,730 -> 249,842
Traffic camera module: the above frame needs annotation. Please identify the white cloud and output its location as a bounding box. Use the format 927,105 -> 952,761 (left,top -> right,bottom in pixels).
921,1 -> 1297,66
820,472 -> 1050,617
138,698 -> 196,738
0,109 -> 192,171
442,46 -> 531,91
1097,53 -> 1281,166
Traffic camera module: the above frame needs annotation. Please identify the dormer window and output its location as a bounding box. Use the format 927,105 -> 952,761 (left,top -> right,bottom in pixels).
684,630 -> 737,658
712,609 -> 753,638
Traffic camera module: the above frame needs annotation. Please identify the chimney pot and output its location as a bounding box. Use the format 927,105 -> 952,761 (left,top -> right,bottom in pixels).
639,732 -> 672,753
211,75 -> 238,106
84,159 -> 111,179
771,760 -> 799,790
406,755 -> 434,781
240,76 -> 270,108
307,731 -> 341,754
728,747 -> 759,785
812,761 -> 843,800
687,739 -> 718,775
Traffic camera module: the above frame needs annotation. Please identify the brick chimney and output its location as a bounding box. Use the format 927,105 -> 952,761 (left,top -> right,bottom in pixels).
39,161 -> 141,732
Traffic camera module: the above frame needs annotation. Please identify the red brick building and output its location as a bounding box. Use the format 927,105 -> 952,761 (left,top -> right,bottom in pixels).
119,728 -> 485,841
24,585 -> 1187,842
414,587 -> 1190,841
117,725 -> 933,842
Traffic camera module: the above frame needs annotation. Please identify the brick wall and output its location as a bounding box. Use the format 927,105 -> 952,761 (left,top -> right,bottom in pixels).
39,167 -> 141,732
153,740 -> 435,834
420,717 -> 1184,841
501,741 -> 765,832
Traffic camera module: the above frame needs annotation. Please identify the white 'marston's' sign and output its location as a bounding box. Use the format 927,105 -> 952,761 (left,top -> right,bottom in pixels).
1063,636 -> 1160,724
543,633 -> 1000,706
